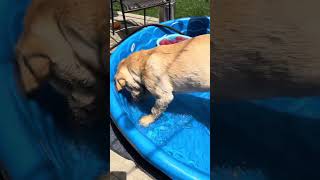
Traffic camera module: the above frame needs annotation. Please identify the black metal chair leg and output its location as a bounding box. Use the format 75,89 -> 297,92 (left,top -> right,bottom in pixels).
119,0 -> 129,34
122,14 -> 129,35
111,1 -> 115,35
143,9 -> 146,25
168,0 -> 171,20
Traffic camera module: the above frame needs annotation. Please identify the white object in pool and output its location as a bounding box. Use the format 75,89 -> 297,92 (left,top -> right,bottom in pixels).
130,43 -> 135,52
156,34 -> 191,46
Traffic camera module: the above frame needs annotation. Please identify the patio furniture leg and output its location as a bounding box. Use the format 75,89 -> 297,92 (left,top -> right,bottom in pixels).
119,0 -> 129,34
111,1 -> 115,35
168,0 -> 171,20
144,9 -> 146,25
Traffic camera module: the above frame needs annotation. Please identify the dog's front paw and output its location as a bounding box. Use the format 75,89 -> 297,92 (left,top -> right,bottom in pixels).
139,115 -> 155,127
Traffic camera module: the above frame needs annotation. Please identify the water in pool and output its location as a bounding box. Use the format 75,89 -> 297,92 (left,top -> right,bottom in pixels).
121,90 -> 210,174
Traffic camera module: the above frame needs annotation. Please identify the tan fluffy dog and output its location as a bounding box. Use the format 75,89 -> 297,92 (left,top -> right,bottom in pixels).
115,34 -> 210,127
15,0 -> 107,125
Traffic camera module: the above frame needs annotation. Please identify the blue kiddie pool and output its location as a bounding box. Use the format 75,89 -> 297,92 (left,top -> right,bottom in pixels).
110,17 -> 210,179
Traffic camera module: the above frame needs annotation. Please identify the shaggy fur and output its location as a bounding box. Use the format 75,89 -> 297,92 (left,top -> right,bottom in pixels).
15,0 -> 107,125
115,34 -> 210,127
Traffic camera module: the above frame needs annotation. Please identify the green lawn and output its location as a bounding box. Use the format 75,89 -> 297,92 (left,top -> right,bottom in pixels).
113,0 -> 210,18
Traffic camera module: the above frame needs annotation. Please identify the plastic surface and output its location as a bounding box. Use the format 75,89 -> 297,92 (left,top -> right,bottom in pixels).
156,34 -> 191,46
110,17 -> 210,180
0,1 -> 107,179
213,97 -> 320,180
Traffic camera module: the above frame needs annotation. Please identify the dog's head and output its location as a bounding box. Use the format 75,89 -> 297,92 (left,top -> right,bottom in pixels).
15,24 -> 105,127
14,0 -> 108,127
16,40 -> 106,126
115,52 -> 145,100
114,60 -> 130,92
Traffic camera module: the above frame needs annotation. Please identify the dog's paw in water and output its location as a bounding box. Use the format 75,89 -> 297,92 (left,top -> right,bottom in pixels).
139,115 -> 155,127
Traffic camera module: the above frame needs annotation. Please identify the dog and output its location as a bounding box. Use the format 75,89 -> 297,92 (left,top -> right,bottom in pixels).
15,0 -> 107,126
115,34 -> 210,127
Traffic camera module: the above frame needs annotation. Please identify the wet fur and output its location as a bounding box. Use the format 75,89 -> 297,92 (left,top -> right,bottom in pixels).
15,0 -> 107,125
115,35 -> 210,127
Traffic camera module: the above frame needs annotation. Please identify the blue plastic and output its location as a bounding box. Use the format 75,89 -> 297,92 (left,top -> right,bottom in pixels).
213,97 -> 320,180
110,17 -> 210,180
0,1 -> 107,179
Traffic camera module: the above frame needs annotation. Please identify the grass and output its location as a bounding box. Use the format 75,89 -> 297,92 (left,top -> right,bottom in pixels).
113,0 -> 210,18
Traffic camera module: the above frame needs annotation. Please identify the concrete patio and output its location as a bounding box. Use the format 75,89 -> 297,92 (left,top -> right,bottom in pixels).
109,150 -> 153,180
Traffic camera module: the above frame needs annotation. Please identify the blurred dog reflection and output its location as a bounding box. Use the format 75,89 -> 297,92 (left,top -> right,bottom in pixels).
15,0 -> 107,126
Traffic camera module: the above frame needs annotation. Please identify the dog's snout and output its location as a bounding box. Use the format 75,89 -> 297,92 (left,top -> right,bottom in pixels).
70,90 -> 96,108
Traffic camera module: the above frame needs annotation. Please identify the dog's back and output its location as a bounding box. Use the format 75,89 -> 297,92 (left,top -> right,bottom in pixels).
144,34 -> 210,92
167,34 -> 210,91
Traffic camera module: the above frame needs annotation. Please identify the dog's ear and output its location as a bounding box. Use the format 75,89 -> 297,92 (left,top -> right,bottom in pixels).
17,55 -> 51,93
116,79 -> 126,91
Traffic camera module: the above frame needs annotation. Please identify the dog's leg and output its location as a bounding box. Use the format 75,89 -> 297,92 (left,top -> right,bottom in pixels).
131,89 -> 142,101
140,93 -> 174,127
140,75 -> 174,127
